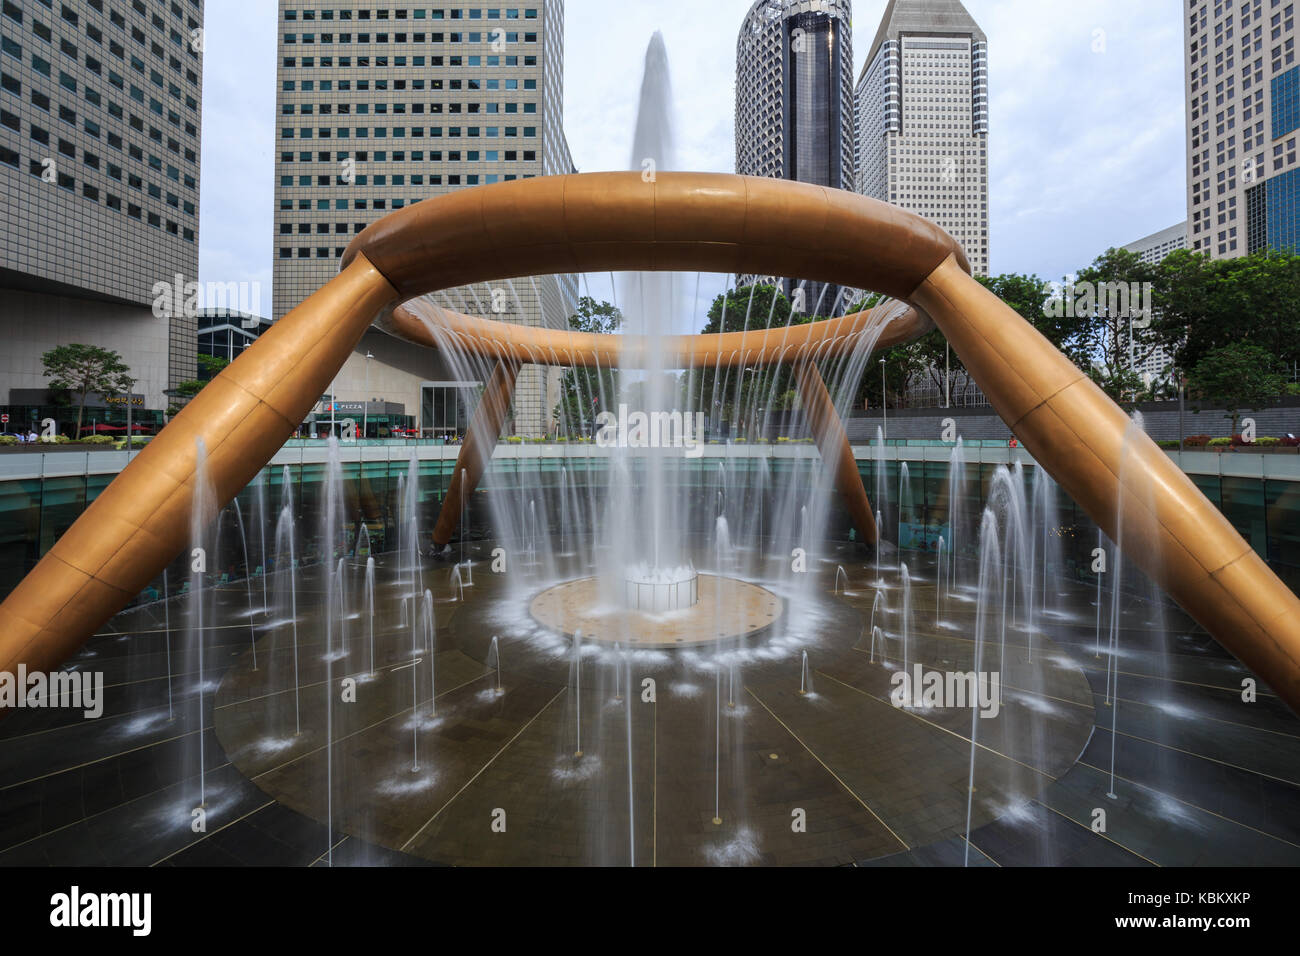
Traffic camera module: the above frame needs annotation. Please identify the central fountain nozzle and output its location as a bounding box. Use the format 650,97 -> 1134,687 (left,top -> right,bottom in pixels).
623,563 -> 699,612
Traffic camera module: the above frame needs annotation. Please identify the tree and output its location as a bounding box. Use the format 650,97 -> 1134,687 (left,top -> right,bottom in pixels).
41,344 -> 134,437
1186,342 -> 1287,433
1154,249 -> 1300,377
197,354 -> 230,381
553,297 -> 623,437
691,284 -> 813,433
1069,248 -> 1161,402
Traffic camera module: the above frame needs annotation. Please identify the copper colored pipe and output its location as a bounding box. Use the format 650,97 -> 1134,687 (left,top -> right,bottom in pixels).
384,299 -> 935,369
794,361 -> 878,545
431,361 -> 520,549
0,172 -> 1295,722
912,255 -> 1300,714
0,255 -> 399,684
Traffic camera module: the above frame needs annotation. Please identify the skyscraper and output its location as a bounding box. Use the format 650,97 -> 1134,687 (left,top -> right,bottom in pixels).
1121,222 -> 1187,386
735,0 -> 854,313
855,0 -> 988,276
272,0 -> 576,437
0,0 -> 204,421
1186,1 -> 1300,257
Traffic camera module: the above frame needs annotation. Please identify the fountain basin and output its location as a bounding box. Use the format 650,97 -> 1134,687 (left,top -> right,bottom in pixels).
530,573 -> 780,647
624,563 -> 699,612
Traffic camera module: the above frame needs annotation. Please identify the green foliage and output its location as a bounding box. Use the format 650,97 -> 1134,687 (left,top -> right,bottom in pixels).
1187,341 -> 1287,431
1153,249 -> 1300,374
1207,437 -> 1233,447
174,379 -> 206,398
1257,436 -> 1282,446
197,354 -> 230,381
0,435 -> 16,446
80,435 -> 117,445
691,284 -> 817,435
41,343 -> 134,437
553,296 -> 623,437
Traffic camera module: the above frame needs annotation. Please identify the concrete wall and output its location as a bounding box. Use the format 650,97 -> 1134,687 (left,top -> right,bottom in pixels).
0,287 -> 173,409
839,398 -> 1300,443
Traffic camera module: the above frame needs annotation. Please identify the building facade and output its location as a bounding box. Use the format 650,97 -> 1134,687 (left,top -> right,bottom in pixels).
735,0 -> 854,313
1120,221 -> 1188,387
271,0 -> 576,437
854,0 -> 988,277
1123,220 -> 1189,265
1185,1 -> 1300,257
0,0 -> 203,423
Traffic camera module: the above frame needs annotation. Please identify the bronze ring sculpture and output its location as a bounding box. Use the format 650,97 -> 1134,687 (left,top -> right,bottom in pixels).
0,171 -> 1297,717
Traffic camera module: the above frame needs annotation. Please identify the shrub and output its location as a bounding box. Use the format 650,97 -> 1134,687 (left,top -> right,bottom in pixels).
1284,435 -> 1300,447
1183,434 -> 1212,447
80,435 -> 117,445
39,435 -> 71,445
505,435 -> 523,444
1230,433 -> 1253,446
1207,437 -> 1232,447
0,435 -> 16,446
1257,436 -> 1281,446
1156,439 -> 1180,449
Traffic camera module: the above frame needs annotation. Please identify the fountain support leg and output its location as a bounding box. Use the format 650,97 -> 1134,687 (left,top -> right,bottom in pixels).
793,360 -> 878,545
431,360 -> 520,550
0,254 -> 398,687
911,253 -> 1300,714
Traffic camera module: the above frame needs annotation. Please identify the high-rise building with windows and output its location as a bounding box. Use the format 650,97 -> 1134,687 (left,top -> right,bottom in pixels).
734,0 -> 854,313
0,0 -> 203,421
855,0 -> 988,276
1123,221 -> 1188,265
1120,222 -> 1187,386
272,0 -> 576,437
1186,1 -> 1300,258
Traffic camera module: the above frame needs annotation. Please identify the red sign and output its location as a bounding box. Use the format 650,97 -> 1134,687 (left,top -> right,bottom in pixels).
0,415 -> 8,424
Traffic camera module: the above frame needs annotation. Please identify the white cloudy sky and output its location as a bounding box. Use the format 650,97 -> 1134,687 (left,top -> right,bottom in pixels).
198,0 -> 1186,315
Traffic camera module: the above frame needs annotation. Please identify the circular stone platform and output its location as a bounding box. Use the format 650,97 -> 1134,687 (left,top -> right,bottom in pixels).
529,573 -> 783,647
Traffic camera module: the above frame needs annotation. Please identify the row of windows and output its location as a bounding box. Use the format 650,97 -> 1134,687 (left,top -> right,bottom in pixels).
274,180 -> 528,216
281,94 -> 535,114
284,8 -> 539,21
0,143 -> 195,241
279,124 -> 537,139
283,30 -> 537,44
281,147 -> 535,162
280,168 -> 523,187
283,73 -> 535,92
282,54 -> 536,73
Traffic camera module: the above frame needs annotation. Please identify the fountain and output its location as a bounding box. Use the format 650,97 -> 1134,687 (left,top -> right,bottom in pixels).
4,28 -> 1294,874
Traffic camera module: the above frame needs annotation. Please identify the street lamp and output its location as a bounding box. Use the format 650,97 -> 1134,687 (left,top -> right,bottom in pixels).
362,351 -> 374,441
